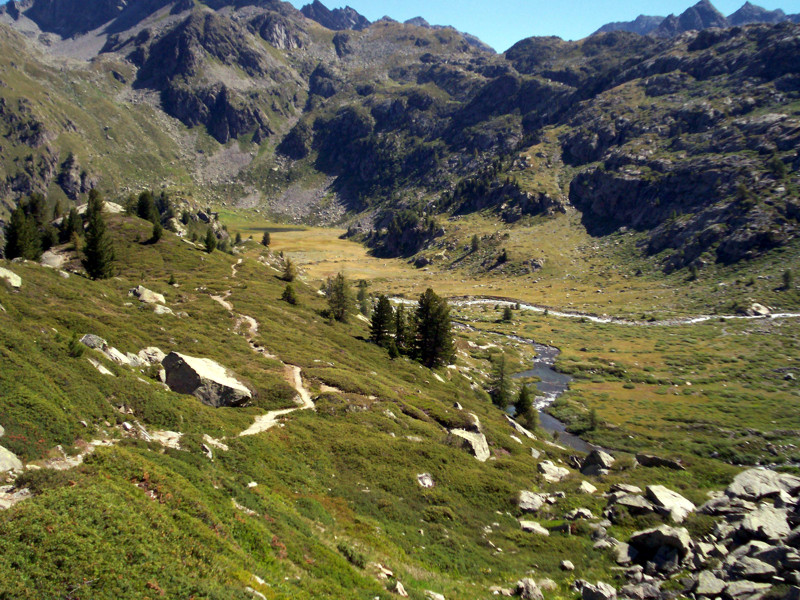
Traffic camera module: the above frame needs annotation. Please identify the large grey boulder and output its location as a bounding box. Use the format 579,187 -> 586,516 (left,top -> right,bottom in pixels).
582,449 -> 615,476
738,505 -> 790,542
539,460 -> 570,483
581,581 -> 617,600
722,580 -> 771,600
129,285 -> 166,305
162,352 -> 252,407
138,347 -> 166,365
645,485 -> 696,523
726,468 -> 800,501
519,491 -> 549,512
0,445 -> 23,472
0,267 -> 21,288
619,582 -> 661,599
516,578 -> 544,600
614,494 -> 657,515
629,525 -> 694,571
727,556 -> 777,582
694,570 -> 726,596
448,430 -> 490,462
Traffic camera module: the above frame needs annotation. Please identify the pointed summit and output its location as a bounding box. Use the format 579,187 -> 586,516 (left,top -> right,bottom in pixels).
729,2 -> 787,25
677,0 -> 729,31
300,0 -> 370,31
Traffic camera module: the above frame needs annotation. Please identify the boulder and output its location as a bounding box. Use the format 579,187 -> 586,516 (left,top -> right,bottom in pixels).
129,285 -> 166,305
417,473 -> 435,488
566,508 -> 596,520
0,267 -> 21,288
583,449 -> 615,471
162,352 -> 252,408
519,491 -> 549,512
722,580 -> 771,600
635,453 -> 685,471
516,578 -> 544,600
619,583 -> 661,599
154,304 -> 174,315
424,592 -> 445,600
727,556 -> 777,582
138,346 -> 166,365
520,520 -> 550,536
614,494 -> 658,515
694,570 -> 726,596
80,334 -> 107,349
738,505 -> 790,542
580,481 -> 598,494
0,424 -> 4,437
726,468 -> 800,501
581,581 -> 617,600
645,485 -> 696,523
561,560 -> 575,571
628,525 -> 694,567
539,460 -> 570,483
746,303 -> 770,317
448,430 -> 490,462
611,484 -> 643,494
0,445 -> 23,472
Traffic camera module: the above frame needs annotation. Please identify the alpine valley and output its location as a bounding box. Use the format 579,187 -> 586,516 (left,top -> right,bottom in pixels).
1,1 -> 800,599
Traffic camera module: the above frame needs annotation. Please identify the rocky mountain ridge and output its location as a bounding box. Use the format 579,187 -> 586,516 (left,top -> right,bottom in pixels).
595,0 -> 800,37
0,0 -> 797,273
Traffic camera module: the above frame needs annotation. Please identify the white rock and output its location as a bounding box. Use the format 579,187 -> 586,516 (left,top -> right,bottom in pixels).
417,473 -> 435,488
0,267 -> 21,288
579,481 -> 598,494
538,460 -> 570,483
162,352 -> 252,407
645,485 -> 696,523
154,304 -> 174,315
520,520 -> 550,536
518,491 -> 549,512
138,347 -> 166,365
0,445 -> 23,472
129,285 -> 166,305
449,429 -> 490,462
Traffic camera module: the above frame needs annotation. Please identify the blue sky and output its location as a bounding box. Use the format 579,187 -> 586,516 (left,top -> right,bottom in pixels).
287,0 -> 800,51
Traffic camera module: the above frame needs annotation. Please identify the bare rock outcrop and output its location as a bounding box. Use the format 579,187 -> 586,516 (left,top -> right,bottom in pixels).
162,352 -> 252,408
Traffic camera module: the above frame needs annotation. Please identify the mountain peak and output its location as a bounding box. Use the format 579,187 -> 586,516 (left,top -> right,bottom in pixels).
300,0 -> 370,31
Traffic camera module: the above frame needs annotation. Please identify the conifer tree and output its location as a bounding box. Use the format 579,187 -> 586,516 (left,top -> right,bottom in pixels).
204,228 -> 217,253
4,204 -> 41,260
327,272 -> 353,322
490,353 -> 512,409
282,258 -> 297,282
281,283 -> 298,305
515,385 -> 537,429
261,231 -> 271,246
136,191 -> 159,223
150,220 -> 163,243
370,295 -> 394,347
60,208 -> 82,243
502,305 -> 513,322
83,189 -> 115,279
414,288 -> 454,368
357,279 -> 370,316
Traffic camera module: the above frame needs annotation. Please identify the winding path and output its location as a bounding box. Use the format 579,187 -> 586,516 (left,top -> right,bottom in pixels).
239,365 -> 314,436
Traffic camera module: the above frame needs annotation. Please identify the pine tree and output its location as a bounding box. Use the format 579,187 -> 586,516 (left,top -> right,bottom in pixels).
136,191 -> 159,223
470,234 -> 480,253
281,283 -> 298,305
357,280 -> 370,316
261,231 -> 271,246
490,353 -> 512,409
235,232 -> 242,245
502,305 -> 513,322
204,228 -> 217,253
150,221 -> 163,243
414,288 -> 454,368
515,384 -> 533,416
282,258 -> 297,282
4,205 -> 41,260
60,208 -> 82,243
83,189 -> 115,279
371,295 -> 394,347
327,272 -> 353,322
784,269 -> 794,290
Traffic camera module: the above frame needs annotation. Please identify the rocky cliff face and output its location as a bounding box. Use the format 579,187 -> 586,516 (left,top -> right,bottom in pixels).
300,0 -> 369,31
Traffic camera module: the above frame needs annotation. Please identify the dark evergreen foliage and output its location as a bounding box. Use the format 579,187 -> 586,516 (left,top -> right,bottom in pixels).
327,272 -> 352,322
370,295 -> 394,347
414,288 -> 454,369
82,189 -> 115,279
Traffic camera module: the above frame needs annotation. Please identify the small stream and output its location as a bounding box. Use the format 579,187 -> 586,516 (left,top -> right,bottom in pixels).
506,334 -> 599,454
454,322 -> 599,454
